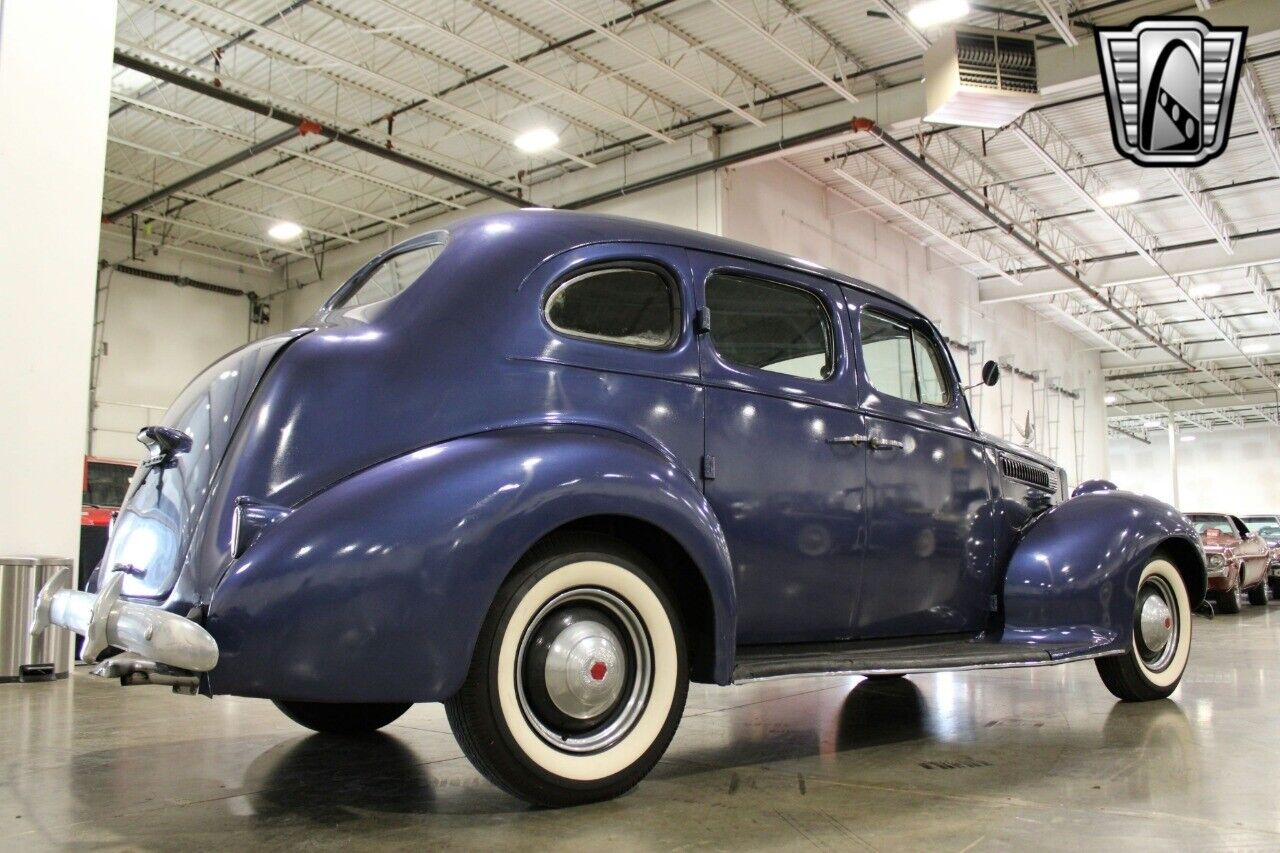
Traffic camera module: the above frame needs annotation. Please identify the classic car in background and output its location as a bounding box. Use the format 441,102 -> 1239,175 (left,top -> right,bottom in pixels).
33,211 -> 1206,807
1241,515 -> 1280,598
1186,513 -> 1271,613
79,456 -> 135,591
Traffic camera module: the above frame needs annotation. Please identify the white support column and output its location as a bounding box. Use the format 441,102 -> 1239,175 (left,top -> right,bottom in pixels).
0,1 -> 118,560
1167,423 -> 1181,509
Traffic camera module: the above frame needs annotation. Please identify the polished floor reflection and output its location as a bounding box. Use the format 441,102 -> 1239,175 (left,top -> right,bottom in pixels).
4,605 -> 1280,851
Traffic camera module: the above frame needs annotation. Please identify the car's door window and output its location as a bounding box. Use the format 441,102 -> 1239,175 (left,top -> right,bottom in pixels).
912,329 -> 950,406
705,273 -> 833,380
861,309 -> 952,406
545,264 -> 679,349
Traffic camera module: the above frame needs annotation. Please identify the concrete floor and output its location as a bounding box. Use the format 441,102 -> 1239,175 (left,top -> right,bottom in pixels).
3,606 -> 1279,852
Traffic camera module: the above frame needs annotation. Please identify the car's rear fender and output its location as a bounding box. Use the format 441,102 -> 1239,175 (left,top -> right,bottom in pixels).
1001,490 -> 1205,649
204,425 -> 735,702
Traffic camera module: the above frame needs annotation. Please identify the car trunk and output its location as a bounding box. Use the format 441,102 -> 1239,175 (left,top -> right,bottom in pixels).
103,330 -> 310,600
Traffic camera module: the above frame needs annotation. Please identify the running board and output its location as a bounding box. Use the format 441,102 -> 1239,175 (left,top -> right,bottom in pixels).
733,634 -> 1105,682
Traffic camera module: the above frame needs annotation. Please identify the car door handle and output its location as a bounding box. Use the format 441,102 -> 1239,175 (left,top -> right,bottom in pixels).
827,434 -> 871,446
869,436 -> 905,451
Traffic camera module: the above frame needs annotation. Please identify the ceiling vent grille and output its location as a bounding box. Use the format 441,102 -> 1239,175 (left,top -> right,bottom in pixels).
924,27 -> 1040,128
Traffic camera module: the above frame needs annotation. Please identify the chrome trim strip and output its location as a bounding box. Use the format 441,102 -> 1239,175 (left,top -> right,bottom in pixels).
731,647 -> 1125,685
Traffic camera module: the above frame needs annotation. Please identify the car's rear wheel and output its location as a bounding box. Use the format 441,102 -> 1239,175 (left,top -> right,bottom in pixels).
1217,576 -> 1243,614
445,534 -> 688,807
274,700 -> 411,734
1095,557 -> 1191,702
1248,576 -> 1270,606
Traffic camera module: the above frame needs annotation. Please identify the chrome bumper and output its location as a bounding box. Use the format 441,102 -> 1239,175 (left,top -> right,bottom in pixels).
29,568 -> 218,689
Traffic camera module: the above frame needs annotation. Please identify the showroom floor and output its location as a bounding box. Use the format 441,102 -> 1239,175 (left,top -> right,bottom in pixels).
3,606 -> 1278,852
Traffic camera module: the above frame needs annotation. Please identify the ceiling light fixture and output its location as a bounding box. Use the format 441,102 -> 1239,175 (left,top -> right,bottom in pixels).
1143,419 -> 1162,429
1104,394 -> 1118,405
513,127 -> 559,154
1097,187 -> 1141,208
906,0 -> 970,28
268,221 -> 304,241
1180,434 -> 1197,442
1242,341 -> 1271,354
1189,282 -> 1222,297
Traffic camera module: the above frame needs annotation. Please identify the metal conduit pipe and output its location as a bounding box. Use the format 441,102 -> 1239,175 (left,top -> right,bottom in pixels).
850,118 -> 1204,376
113,52 -> 533,210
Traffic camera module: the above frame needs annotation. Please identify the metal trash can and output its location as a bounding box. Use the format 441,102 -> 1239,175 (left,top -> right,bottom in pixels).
1,556 -> 74,683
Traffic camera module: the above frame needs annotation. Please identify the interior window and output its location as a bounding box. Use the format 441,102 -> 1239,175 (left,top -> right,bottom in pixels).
545,265 -> 678,349
1188,515 -> 1234,536
704,273 -> 833,380
334,235 -> 447,309
861,309 -> 952,406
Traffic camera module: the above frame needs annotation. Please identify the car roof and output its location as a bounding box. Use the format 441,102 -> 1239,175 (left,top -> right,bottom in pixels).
396,209 -> 920,316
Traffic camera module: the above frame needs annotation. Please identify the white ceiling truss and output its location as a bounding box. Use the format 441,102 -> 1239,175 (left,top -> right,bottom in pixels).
104,0 -> 1280,436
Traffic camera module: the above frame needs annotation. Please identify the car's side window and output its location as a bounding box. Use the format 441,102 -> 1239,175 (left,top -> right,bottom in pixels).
861,309 -> 952,406
544,264 -> 680,350
705,273 -> 833,380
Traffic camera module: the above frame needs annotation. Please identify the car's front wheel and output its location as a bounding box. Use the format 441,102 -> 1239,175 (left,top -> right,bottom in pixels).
1095,557 -> 1192,702
274,700 -> 411,734
445,534 -> 688,807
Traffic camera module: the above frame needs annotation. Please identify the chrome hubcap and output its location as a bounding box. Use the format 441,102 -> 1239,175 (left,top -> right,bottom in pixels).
1139,592 -> 1173,652
543,619 -> 626,720
1134,575 -> 1179,673
516,587 -> 652,754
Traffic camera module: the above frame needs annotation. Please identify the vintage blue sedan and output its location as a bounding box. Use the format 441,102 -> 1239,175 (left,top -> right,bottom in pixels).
34,210 -> 1205,806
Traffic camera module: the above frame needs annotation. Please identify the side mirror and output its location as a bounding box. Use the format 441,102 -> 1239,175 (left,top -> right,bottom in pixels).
966,360 -> 1001,391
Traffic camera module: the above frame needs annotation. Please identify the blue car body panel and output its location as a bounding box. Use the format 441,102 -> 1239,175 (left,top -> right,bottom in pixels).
206,426 -> 735,701
94,209 -> 1205,700
1001,490 -> 1205,652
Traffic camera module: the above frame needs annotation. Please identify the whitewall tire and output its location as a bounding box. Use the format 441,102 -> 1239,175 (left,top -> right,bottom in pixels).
1095,557 -> 1192,701
445,534 -> 688,806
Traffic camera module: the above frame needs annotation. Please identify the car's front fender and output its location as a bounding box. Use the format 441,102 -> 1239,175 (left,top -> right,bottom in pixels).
205,425 -> 735,702
1002,490 -> 1204,650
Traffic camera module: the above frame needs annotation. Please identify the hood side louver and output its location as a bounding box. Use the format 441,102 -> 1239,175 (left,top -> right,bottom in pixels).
1000,454 -> 1057,492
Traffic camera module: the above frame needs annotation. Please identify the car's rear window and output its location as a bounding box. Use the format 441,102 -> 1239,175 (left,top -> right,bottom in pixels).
544,264 -> 679,349
332,232 -> 447,309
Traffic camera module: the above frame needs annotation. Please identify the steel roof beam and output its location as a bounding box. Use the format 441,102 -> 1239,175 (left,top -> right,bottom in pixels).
1009,112 -> 1161,266
112,51 -> 531,209
1166,167 -> 1234,253
366,0 -> 674,145
708,0 -> 858,105
1032,0 -> 1078,47
177,0 -> 593,167
832,161 -> 1022,288
539,0 -> 766,128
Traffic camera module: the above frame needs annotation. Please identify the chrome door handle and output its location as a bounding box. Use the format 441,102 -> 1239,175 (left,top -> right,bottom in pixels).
869,436 -> 905,451
827,434 -> 870,446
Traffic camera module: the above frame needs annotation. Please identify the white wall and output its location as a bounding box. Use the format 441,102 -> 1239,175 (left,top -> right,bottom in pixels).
721,160 -> 1109,481
90,233 -> 280,460
0,1 -> 117,558
1109,426 -> 1280,513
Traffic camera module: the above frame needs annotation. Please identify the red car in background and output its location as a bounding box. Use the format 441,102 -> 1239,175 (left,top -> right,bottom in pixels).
1186,513 -> 1271,614
1241,515 -> 1280,598
79,456 -> 136,590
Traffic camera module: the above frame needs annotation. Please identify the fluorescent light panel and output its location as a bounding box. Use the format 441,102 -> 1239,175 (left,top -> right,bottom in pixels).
907,0 -> 969,28
1097,187 -> 1141,208
268,221 -> 303,241
513,127 -> 559,154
